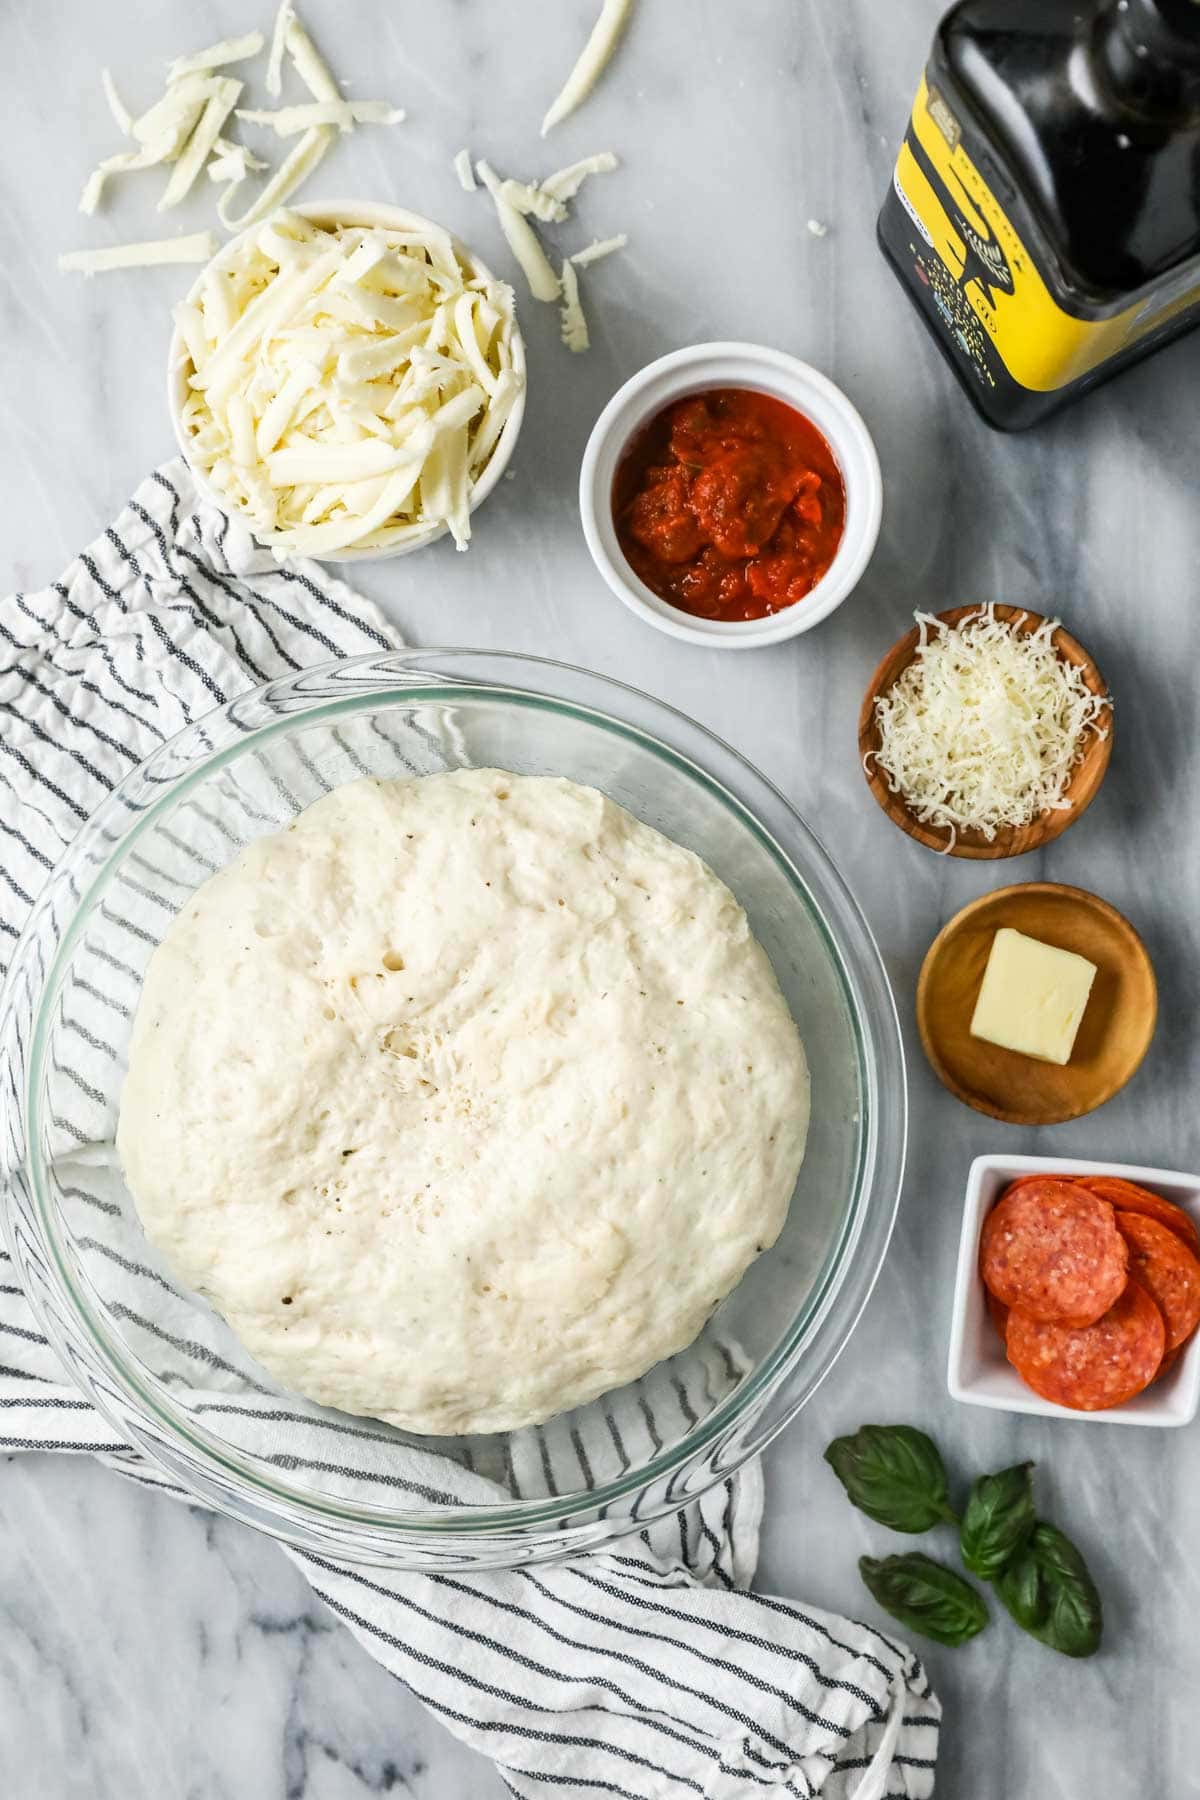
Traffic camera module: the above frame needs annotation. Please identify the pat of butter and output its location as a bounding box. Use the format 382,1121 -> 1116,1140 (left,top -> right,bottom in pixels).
970,927 -> 1097,1066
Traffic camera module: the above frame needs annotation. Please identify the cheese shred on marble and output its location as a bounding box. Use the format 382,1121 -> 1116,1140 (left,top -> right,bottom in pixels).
70,5 -> 402,245
174,209 -> 521,554
468,151 -> 624,349
870,606 -> 1111,844
541,0 -> 634,135
59,232 -> 220,274
559,258 -> 589,352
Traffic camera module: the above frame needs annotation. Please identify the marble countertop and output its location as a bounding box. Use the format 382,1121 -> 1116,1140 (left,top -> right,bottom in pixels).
3,0 -> 1199,1794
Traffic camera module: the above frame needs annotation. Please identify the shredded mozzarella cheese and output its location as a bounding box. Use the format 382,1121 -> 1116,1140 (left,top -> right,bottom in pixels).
168,32 -> 265,82
475,160 -> 561,302
59,232 -> 220,274
541,0 -> 633,135
174,211 -> 522,556
236,99 -> 404,136
72,5 -> 401,245
559,259 -> 588,353
265,1 -> 295,96
540,152 -> 619,202
869,606 -> 1111,847
468,151 -> 624,340
158,78 -> 243,210
570,233 -> 627,266
216,124 -> 332,230
100,68 -> 133,135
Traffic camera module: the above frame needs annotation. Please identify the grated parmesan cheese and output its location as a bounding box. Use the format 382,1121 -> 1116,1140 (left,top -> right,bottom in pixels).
174,210 -> 522,556
869,606 -> 1111,848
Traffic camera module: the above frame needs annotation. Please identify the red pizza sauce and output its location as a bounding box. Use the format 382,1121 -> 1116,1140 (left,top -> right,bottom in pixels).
613,387 -> 846,622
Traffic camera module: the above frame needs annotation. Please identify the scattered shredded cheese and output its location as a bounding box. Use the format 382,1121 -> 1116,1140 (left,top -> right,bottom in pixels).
500,176 -> 568,226
540,152 -> 619,202
131,72 -> 219,151
570,233 -> 627,266
236,99 -> 404,136
869,607 -> 1111,847
168,32 -> 265,82
71,4 -> 402,248
174,212 -> 522,555
100,68 -> 133,136
452,148 -> 476,192
559,259 -> 589,353
284,13 -> 340,103
475,160 -> 561,302
265,0 -> 295,96
464,151 -> 625,348
216,124 -> 331,230
541,0 -> 634,135
59,232 -> 219,274
158,78 -> 243,211
207,137 -> 269,184
807,218 -> 829,238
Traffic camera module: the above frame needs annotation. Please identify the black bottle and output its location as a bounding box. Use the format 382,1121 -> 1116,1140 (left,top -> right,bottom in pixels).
878,0 -> 1200,429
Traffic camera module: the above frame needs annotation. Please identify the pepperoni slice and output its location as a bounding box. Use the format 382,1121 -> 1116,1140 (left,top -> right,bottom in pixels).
1007,1281 -> 1166,1411
1114,1212 -> 1200,1353
1081,1178 -> 1200,1252
986,1288 -> 1010,1342
980,1179 -> 1128,1327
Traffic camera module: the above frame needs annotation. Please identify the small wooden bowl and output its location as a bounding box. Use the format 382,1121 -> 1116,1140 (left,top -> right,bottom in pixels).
917,883 -> 1157,1125
858,605 -> 1113,859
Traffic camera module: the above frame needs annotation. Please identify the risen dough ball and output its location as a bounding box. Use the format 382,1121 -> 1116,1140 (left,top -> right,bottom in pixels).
117,771 -> 810,1434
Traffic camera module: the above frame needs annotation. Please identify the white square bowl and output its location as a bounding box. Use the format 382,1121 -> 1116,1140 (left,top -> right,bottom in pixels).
948,1154 -> 1200,1428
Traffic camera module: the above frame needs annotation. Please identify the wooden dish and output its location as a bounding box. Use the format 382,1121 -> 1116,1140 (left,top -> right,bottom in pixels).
917,883 -> 1157,1125
858,605 -> 1113,859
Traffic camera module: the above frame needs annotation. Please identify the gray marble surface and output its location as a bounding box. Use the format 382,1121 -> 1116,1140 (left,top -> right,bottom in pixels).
3,0 -> 1199,1794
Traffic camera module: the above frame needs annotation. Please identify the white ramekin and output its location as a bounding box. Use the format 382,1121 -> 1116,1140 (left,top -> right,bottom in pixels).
166,200 -> 527,564
579,342 -> 882,650
948,1154 -> 1200,1429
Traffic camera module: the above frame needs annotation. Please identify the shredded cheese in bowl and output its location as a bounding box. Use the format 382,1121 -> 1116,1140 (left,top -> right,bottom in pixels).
168,202 -> 525,561
869,606 -> 1111,848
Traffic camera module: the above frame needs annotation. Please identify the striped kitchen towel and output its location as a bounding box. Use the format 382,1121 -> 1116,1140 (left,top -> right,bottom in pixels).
0,459 -> 939,1800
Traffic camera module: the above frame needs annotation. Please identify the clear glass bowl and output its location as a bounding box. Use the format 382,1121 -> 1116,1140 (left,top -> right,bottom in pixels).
2,652 -> 906,1568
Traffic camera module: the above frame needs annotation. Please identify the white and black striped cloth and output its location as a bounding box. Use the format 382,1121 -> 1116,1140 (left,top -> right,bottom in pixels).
0,461 -> 939,1800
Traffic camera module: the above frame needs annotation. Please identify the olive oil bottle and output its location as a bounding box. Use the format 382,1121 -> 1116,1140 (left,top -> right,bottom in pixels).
878,0 -> 1200,428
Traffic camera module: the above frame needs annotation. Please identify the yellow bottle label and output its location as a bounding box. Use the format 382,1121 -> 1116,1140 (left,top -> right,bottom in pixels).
894,75 -> 1200,393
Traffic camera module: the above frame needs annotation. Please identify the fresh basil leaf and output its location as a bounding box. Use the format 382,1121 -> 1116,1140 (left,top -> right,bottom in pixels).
995,1522 -> 1102,1659
859,1553 -> 988,1647
824,1424 -> 956,1532
960,1462 -> 1037,1580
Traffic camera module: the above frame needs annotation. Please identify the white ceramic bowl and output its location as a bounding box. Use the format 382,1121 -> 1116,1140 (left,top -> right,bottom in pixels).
948,1154 -> 1200,1429
167,200 -> 527,564
579,342 -> 883,650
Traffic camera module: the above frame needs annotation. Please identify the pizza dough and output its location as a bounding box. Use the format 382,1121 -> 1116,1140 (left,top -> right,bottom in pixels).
117,770 -> 810,1435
